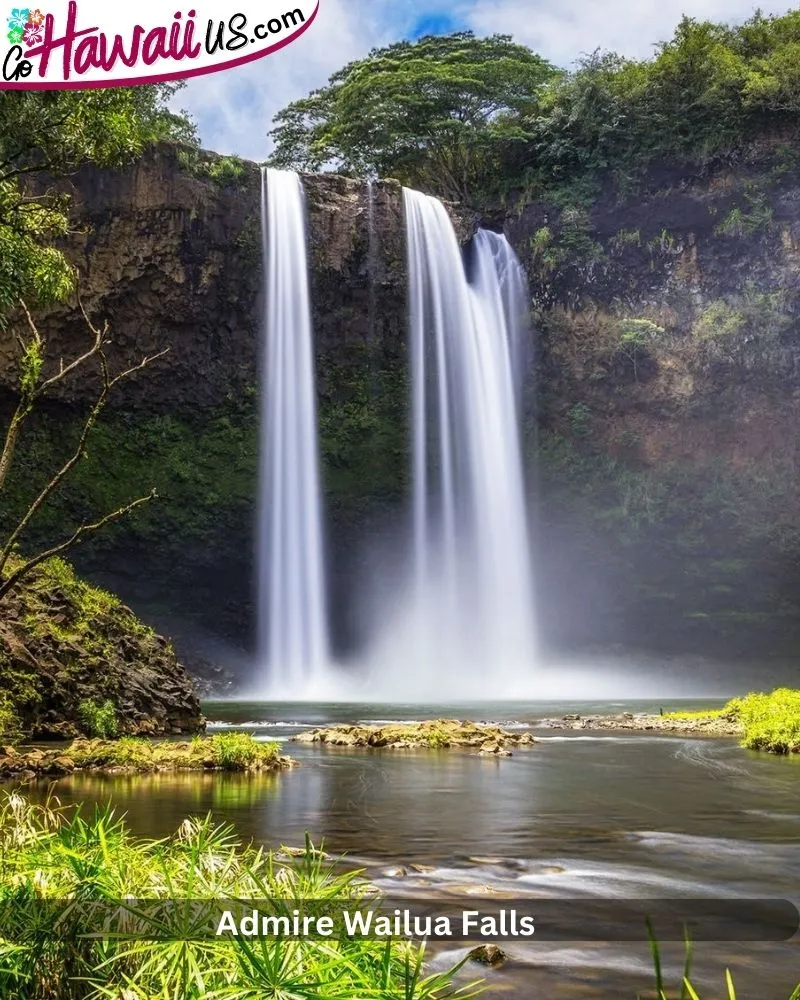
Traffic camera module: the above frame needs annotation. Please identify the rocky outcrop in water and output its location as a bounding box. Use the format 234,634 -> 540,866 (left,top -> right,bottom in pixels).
292,719 -> 535,753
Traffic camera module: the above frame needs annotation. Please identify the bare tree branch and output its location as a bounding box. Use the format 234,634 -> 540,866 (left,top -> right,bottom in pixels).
0,299 -> 168,598
0,492 -> 156,601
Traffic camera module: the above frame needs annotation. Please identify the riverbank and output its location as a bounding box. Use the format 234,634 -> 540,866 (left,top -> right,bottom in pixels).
539,688 -> 800,754
291,719 -> 536,754
0,732 -> 292,780
537,711 -> 742,736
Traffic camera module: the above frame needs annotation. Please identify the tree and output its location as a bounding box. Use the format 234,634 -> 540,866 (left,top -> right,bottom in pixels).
268,32 -> 558,203
0,85 -> 196,317
0,301 -> 165,600
0,86 -> 194,597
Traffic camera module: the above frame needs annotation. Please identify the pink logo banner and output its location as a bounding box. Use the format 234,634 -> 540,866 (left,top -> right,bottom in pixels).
1,1 -> 318,88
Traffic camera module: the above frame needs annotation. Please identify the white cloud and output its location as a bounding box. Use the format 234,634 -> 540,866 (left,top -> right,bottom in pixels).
175,0 -> 392,160
463,0 -> 796,66
177,0 -> 792,157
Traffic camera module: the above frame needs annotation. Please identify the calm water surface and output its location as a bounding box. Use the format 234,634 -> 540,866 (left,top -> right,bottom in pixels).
26,700 -> 800,999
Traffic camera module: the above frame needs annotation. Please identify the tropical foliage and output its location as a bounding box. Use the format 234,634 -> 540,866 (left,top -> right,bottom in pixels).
269,32 -> 557,201
270,11 -> 800,204
0,86 -> 196,317
0,794 -> 479,1000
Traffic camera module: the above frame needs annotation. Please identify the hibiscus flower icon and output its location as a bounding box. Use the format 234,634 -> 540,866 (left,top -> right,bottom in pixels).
6,8 -> 30,31
27,7 -> 44,25
23,19 -> 42,45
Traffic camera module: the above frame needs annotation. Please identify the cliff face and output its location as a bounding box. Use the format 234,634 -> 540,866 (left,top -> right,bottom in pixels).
0,147 -> 417,659
502,135 -> 800,657
2,140 -> 800,669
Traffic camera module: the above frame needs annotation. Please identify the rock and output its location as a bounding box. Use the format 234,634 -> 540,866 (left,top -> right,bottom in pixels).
45,756 -> 76,775
0,559 -> 204,740
0,746 -> 19,759
468,945 -> 507,967
291,720 -> 536,752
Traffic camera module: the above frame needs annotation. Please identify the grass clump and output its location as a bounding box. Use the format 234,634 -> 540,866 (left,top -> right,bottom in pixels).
205,731 -> 275,767
76,699 -> 118,739
0,793 -> 480,1000
63,733 -> 284,773
725,688 -> 800,754
643,922 -> 800,1000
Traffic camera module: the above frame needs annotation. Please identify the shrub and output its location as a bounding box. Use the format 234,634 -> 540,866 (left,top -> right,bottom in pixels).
0,696 -> 21,744
76,699 -> 119,739
726,688 -> 800,754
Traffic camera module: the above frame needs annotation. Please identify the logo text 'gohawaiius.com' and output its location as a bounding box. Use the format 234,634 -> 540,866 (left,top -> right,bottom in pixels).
2,1 -> 318,88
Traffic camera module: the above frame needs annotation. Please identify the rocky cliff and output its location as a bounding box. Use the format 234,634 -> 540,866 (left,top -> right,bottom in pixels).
2,139 -> 800,673
502,131 -> 800,659
0,556 -> 203,739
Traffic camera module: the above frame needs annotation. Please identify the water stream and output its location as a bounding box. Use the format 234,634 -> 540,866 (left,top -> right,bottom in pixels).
377,190 -> 536,698
258,168 -> 329,691
33,700 -> 800,1000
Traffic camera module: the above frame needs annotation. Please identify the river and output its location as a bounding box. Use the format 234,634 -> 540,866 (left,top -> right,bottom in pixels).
28,700 -> 800,999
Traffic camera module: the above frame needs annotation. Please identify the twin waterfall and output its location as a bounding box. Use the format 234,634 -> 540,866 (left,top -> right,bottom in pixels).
404,191 -> 536,694
258,168 -> 536,698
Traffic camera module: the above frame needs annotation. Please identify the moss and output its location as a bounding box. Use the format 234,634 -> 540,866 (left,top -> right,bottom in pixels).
11,556 -> 152,659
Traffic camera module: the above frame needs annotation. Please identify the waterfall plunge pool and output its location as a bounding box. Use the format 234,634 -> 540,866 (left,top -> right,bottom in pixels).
25,699 -> 800,1000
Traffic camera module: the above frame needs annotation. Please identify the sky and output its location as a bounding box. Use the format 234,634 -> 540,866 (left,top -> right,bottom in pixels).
176,0 -> 795,161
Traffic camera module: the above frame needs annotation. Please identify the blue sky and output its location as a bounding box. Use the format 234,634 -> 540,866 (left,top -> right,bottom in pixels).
176,0 -> 795,161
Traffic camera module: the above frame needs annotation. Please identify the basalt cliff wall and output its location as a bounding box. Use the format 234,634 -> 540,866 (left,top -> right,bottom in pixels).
2,140 -> 799,673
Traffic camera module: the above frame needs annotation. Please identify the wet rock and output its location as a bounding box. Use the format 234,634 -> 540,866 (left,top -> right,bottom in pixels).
468,944 -> 507,967
291,720 -> 537,751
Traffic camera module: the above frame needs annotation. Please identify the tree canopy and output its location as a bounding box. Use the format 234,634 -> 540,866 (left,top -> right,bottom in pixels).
0,85 -> 196,318
268,32 -> 559,202
269,11 -> 800,205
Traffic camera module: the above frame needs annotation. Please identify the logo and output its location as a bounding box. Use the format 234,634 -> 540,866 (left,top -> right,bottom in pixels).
1,1 -> 318,88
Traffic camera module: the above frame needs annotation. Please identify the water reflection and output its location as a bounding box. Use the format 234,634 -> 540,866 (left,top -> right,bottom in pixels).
17,707 -> 800,1000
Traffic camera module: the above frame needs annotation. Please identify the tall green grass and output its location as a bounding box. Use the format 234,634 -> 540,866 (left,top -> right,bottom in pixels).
0,793 -> 480,999
643,921 -> 800,1000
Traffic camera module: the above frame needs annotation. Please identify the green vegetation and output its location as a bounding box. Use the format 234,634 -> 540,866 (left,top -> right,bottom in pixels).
175,146 -> 253,187
644,923 -> 800,1000
270,12 -> 800,206
666,690 -> 800,753
0,696 -> 20,743
16,555 -> 151,656
269,32 -> 557,202
0,87 -> 196,317
66,733 -> 283,771
76,699 -> 119,740
665,708 -> 728,721
727,688 -> 800,753
0,794 -> 478,1000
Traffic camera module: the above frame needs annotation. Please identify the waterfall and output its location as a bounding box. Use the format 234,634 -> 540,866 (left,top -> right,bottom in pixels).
399,188 -> 537,696
257,167 -> 329,691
